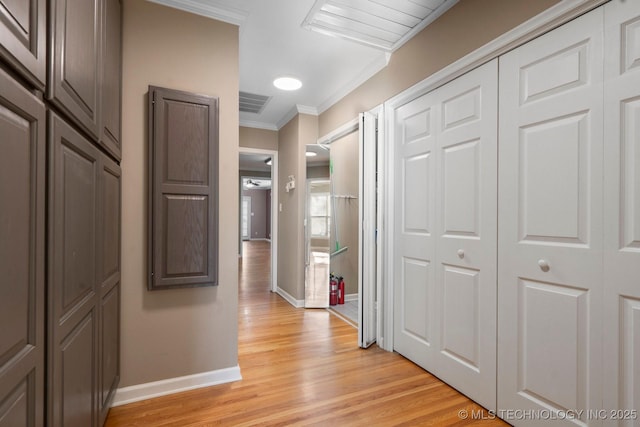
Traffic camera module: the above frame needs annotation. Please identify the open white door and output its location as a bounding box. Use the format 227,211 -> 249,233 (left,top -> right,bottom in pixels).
359,111 -> 377,348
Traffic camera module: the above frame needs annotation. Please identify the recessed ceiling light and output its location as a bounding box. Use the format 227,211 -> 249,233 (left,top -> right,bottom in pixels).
274,77 -> 302,91
305,151 -> 317,157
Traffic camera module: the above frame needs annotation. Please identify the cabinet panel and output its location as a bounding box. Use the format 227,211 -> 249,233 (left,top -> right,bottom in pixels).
49,112 -> 100,427
0,0 -> 46,88
100,0 -> 122,159
98,154 -> 120,425
149,86 -> 219,290
48,0 -> 101,139
0,66 -> 45,427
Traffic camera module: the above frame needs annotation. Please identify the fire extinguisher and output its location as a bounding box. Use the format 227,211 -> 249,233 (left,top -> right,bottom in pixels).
338,276 -> 345,305
329,274 -> 338,306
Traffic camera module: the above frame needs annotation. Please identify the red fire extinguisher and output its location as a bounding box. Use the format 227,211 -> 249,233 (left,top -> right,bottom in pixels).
338,276 -> 345,305
329,275 -> 338,306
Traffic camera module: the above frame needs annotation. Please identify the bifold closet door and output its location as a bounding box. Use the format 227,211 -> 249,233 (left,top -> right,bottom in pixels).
603,0 -> 640,420
393,59 -> 497,410
498,7 -> 604,425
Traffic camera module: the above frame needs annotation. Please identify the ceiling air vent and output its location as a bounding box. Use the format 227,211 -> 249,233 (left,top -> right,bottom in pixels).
240,91 -> 271,114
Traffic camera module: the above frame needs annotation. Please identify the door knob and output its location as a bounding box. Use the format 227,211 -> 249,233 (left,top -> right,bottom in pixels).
538,259 -> 550,272
457,249 -> 465,259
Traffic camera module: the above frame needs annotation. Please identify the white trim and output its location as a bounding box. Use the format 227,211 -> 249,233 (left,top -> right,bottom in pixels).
146,0 -> 248,26
276,287 -> 305,308
345,293 -> 359,302
238,147 -> 279,293
381,0 -> 608,354
112,366 -> 242,406
317,117 -> 359,145
276,105 -> 319,130
239,120 -> 279,131
317,53 -> 391,115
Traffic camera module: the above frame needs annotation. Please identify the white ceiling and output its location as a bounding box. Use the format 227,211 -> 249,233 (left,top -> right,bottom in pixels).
148,0 -> 457,131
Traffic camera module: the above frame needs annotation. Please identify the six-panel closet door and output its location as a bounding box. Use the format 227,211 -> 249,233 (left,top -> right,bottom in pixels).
603,0 -> 640,420
497,8 -> 604,425
393,59 -> 498,411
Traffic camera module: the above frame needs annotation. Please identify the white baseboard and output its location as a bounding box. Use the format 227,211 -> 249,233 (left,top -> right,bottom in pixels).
112,365 -> 242,407
276,287 -> 304,308
345,293 -> 358,302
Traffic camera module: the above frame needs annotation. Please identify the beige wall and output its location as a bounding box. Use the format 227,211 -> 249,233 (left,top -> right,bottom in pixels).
239,126 -> 278,150
329,131 -> 360,295
318,0 -> 560,135
120,0 -> 239,387
277,114 -> 318,300
307,164 -> 330,179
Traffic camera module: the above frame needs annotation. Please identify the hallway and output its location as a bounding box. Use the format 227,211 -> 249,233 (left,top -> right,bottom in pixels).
106,240 -> 505,426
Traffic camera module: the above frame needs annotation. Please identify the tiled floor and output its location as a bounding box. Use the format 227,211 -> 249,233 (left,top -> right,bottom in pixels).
329,299 -> 358,326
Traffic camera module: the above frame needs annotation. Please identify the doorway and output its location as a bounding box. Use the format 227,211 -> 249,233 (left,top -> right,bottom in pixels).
238,148 -> 278,292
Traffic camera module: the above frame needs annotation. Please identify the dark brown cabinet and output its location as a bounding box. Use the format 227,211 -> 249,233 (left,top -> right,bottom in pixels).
1,0 -> 121,424
0,66 -> 46,427
48,112 -> 122,427
100,0 -> 122,160
148,86 -> 219,290
98,156 -> 121,425
48,0 -> 102,140
48,112 -> 101,427
0,0 -> 46,89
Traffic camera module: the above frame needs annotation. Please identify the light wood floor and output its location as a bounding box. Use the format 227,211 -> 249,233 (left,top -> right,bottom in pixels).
105,240 -> 507,426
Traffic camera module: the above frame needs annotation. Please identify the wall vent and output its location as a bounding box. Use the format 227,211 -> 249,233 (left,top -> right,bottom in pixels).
240,91 -> 271,114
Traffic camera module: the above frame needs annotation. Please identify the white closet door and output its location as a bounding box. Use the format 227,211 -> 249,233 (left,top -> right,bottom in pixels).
498,8 -> 604,426
393,59 -> 498,409
393,89 -> 438,369
433,59 -> 498,410
603,0 -> 640,422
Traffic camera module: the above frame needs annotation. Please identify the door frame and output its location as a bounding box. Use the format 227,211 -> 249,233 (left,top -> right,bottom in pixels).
239,147 -> 278,293
380,0 -> 608,352
241,195 -> 251,241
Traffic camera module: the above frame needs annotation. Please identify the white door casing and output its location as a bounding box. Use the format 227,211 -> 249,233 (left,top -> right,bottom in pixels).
393,59 -> 498,411
603,0 -> 640,422
498,7 -> 604,425
359,111 -> 378,348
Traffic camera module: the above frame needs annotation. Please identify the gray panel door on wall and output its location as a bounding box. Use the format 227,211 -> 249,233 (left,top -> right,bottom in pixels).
98,155 -> 121,425
148,86 -> 219,290
0,0 -> 46,89
48,111 -> 101,427
0,66 -> 45,427
48,0 -> 101,140
100,0 -> 122,160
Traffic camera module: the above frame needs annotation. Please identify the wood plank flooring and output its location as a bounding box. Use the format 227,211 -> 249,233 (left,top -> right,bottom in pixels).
105,241 -> 506,426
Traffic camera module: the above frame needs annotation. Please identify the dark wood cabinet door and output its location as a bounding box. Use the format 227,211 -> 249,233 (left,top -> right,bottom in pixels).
100,0 -> 122,160
97,154 -> 120,425
48,0 -> 101,140
148,86 -> 219,290
0,66 -> 45,427
48,112 -> 100,427
0,0 -> 46,89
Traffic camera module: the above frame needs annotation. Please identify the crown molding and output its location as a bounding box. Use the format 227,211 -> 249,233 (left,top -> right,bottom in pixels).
276,104 -> 319,130
147,0 -> 248,26
239,119 -> 278,131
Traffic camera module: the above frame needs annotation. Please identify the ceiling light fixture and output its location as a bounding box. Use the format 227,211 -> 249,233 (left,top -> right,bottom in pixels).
305,151 -> 317,157
273,76 -> 302,91
265,158 -> 272,165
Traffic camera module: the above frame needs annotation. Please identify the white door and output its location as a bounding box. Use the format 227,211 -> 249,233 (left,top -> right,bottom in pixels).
603,0 -> 640,421
393,59 -> 498,410
241,196 -> 251,241
498,8 -> 603,425
359,111 -> 377,348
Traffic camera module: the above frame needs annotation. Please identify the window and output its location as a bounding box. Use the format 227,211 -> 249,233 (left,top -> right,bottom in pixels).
310,192 -> 330,238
